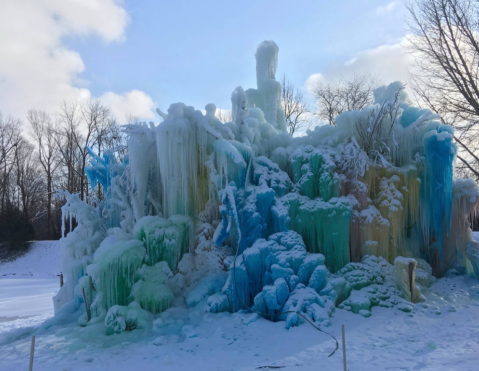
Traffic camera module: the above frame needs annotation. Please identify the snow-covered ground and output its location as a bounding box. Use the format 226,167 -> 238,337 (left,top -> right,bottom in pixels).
1,240 -> 479,371
0,279 -> 59,332
0,241 -> 60,337
0,240 -> 60,279
473,231 -> 479,245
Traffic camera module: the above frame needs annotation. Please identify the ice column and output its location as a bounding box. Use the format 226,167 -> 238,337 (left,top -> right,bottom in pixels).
245,41 -> 287,132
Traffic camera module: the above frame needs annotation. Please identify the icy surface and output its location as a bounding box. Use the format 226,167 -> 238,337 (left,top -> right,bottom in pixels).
0,279 -> 58,321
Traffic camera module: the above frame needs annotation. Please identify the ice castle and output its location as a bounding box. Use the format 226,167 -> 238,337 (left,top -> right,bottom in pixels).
54,41 -> 479,332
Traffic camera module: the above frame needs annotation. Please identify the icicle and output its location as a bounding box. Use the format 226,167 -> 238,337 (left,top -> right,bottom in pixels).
422,127 -> 456,261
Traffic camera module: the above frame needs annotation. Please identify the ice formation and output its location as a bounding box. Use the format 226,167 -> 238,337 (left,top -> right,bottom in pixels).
54,41 -> 479,334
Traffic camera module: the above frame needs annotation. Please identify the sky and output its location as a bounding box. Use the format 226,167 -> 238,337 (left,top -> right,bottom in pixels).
0,0 -> 414,124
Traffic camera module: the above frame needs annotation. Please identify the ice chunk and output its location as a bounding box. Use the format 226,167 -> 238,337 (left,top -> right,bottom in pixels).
393,257 -> 421,303
466,240 -> 479,277
105,301 -> 150,335
319,277 -> 351,306
185,272 -> 228,308
54,192 -> 105,309
341,290 -> 372,314
130,282 -> 173,314
133,215 -> 193,271
281,284 -> 330,328
414,258 -> 433,287
308,265 -> 328,292
257,278 -> 290,313
130,262 -> 174,314
94,239 -> 146,309
206,292 -> 230,313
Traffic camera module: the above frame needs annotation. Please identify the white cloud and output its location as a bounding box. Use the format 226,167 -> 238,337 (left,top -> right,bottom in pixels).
305,37 -> 416,94
304,73 -> 323,93
375,2 -> 397,15
45,0 -> 129,42
100,90 -> 156,125
0,0 -> 155,122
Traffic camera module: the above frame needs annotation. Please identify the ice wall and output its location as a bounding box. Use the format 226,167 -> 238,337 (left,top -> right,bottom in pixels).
53,192 -> 105,310
57,41 -> 479,332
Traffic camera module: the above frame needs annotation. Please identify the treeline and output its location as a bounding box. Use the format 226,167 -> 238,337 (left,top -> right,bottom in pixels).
0,101 -> 125,243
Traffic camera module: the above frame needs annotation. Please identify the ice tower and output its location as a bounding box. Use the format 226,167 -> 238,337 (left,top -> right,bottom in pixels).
245,41 -> 287,132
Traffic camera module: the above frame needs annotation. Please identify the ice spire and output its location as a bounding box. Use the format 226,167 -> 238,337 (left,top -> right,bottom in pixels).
255,40 -> 279,88
231,87 -> 248,126
244,41 -> 287,132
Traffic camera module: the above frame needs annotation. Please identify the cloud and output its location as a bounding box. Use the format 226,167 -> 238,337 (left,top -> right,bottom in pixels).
0,0 -> 155,122
45,0 -> 129,42
305,73 -> 323,93
375,2 -> 397,15
100,90 -> 156,125
305,37 -> 416,94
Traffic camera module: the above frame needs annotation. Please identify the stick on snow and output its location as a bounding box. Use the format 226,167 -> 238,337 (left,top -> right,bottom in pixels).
29,335 -> 35,371
89,276 -> 93,306
82,288 -> 91,322
342,325 -> 347,371
408,262 -> 414,303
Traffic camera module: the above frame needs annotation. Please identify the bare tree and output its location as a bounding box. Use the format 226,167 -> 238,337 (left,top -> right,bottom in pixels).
312,74 -> 378,125
406,0 -> 479,178
92,107 -> 118,158
14,140 -> 44,223
281,75 -> 311,136
56,101 -> 83,196
0,114 -> 23,214
0,113 -> 43,244
75,101 -> 109,200
90,108 -> 124,200
215,109 -> 233,124
28,110 -> 60,238
55,100 -> 114,201
355,87 -> 403,165
0,100 -> 125,242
